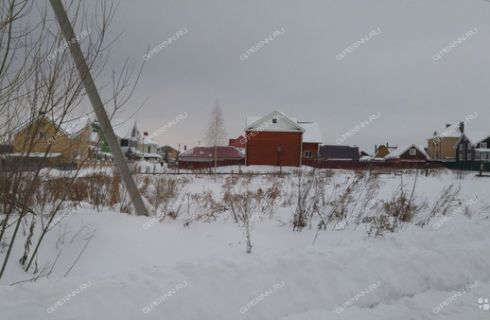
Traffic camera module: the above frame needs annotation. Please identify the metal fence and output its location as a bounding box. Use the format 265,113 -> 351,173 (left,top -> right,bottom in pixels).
440,161 -> 490,172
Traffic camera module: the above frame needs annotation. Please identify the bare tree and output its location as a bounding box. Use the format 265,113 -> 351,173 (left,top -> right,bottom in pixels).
204,101 -> 227,172
0,0 -> 143,281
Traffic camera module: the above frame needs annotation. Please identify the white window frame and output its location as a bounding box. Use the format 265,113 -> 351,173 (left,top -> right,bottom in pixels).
304,150 -> 312,158
409,148 -> 416,156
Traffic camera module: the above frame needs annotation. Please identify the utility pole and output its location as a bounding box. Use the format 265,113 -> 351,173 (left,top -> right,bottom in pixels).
49,0 -> 148,216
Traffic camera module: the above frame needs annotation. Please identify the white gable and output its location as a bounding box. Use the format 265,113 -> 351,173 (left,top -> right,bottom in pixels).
245,110 -> 304,133
385,144 -> 429,159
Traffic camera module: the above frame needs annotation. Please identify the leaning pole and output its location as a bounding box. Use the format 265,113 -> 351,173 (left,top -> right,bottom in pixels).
49,0 -> 148,216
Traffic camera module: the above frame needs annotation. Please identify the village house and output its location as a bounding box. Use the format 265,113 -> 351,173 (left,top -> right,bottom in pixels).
374,143 -> 397,159
456,134 -> 490,163
157,145 -> 179,163
244,110 -> 321,167
455,133 -> 474,162
384,144 -> 430,163
427,122 -> 464,161
139,132 -> 161,161
110,119 -> 143,160
178,146 -> 244,169
11,114 -> 93,167
474,135 -> 490,162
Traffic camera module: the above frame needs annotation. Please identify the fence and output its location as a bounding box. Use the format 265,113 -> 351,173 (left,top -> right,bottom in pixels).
302,159 -> 442,171
440,161 -> 490,172
178,159 -> 245,170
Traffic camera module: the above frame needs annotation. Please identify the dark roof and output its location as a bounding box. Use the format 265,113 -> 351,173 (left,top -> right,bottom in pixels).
319,145 -> 360,160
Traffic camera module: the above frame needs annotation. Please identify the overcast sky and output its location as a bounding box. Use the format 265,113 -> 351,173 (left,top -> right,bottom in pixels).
98,0 -> 490,152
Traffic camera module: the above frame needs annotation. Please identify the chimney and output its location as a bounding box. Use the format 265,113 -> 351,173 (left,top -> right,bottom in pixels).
446,123 -> 451,128
459,121 -> 464,133
433,131 -> 438,136
144,131 -> 148,136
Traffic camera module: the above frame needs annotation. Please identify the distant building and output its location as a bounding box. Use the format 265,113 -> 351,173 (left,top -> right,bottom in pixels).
427,122 -> 464,161
108,119 -> 143,160
319,145 -> 359,161
11,114 -> 92,167
456,134 -> 490,163
244,110 -> 321,167
385,144 -> 430,163
178,146 -> 244,169
473,135 -> 490,162
139,132 -> 161,161
455,133 -> 473,162
374,143 -> 397,158
157,145 -> 179,163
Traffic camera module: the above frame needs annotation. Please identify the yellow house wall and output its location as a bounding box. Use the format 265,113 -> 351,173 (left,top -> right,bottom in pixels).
13,118 -> 91,166
427,137 -> 459,160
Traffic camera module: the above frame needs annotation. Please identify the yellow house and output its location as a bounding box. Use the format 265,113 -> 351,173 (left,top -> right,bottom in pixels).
374,143 -> 397,158
427,123 -> 464,161
12,115 -> 92,167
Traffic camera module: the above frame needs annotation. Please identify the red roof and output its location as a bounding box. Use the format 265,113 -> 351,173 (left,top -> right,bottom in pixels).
180,146 -> 244,160
228,136 -> 247,148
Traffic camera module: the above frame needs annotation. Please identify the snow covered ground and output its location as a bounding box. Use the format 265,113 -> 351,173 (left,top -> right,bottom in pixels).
1,168 -> 490,319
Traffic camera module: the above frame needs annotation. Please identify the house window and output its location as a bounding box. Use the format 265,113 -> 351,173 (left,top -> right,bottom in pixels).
304,151 -> 312,158
481,142 -> 488,149
467,152 -> 472,160
409,148 -> 416,156
121,139 -> 129,147
38,131 -> 48,140
147,146 -> 151,153
475,152 -> 481,161
272,118 -> 277,124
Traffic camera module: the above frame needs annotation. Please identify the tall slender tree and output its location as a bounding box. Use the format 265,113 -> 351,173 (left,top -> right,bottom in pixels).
204,101 -> 227,171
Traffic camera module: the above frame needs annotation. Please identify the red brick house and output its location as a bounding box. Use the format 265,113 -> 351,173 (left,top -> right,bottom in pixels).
385,144 -> 430,163
244,111 -> 321,167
